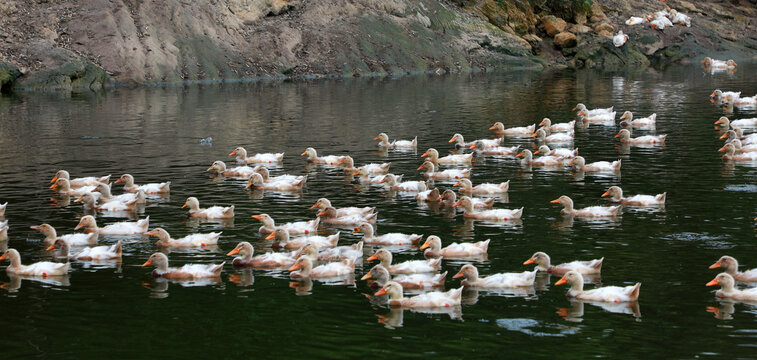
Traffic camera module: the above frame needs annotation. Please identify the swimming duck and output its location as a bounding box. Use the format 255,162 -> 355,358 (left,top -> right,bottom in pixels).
298,240 -> 364,262
420,235 -> 489,258
316,206 -> 377,225
374,281 -> 463,308
74,215 -> 150,235
114,174 -> 170,194
706,273 -> 757,301
715,116 -> 757,130
246,173 -> 307,191
50,170 -> 110,188
367,248 -> 441,275
721,129 -> 757,145
569,156 -> 621,172
267,228 -> 339,250
50,178 -> 97,197
0,220 -> 7,242
362,264 -> 446,290
516,149 -> 564,167
206,161 -> 258,178
300,147 -> 345,165
489,122 -> 536,137
704,59 -> 737,70
710,89 -> 741,103
556,271 -> 640,303
338,156 -> 390,174
709,256 -> 757,282
374,133 -> 418,149
47,239 -> 122,261
421,148 -> 473,165
723,139 -> 757,154
144,228 -> 221,247
720,143 -> 757,161
454,196 -> 523,221
470,142 -> 520,156
523,251 -> 603,275
573,103 -> 614,117
619,111 -> 657,128
614,129 -> 666,145
353,170 -> 400,184
251,214 -> 319,235
449,133 -> 500,149
577,110 -> 616,123
92,183 -> 146,204
226,241 -> 296,268
378,174 -> 428,192
289,257 -> 355,278
613,30 -> 628,47
453,178 -> 509,194
601,186 -> 666,206
417,161 -> 471,180
142,252 -> 224,280
453,264 -> 536,288
539,118 -> 575,133
0,249 -> 70,276
254,167 -> 305,185
353,222 -> 422,246
31,224 -> 98,246
531,128 -> 574,143
415,188 -> 441,202
0,202 -> 5,217
733,95 -> 757,107
229,146 -> 284,165
551,195 -> 621,217
439,189 -> 493,208
310,198 -> 374,217
534,145 -> 577,159
182,197 -> 234,219
74,193 -> 142,212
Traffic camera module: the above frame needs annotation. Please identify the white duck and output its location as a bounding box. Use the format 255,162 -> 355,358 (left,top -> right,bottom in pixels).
50,178 -> 97,197
707,273 -> 757,301
289,257 -> 355,278
182,197 -> 234,219
421,148 -> 473,165
206,161 -> 258,178
613,30 -> 628,47
709,256 -> 757,282
74,215 -> 150,235
142,252 -> 224,279
470,142 -> 521,156
715,116 -> 757,130
362,264 -> 446,290
531,128 -> 574,143
569,156 -> 621,172
144,227 -> 221,248
374,281 -> 463,308
229,146 -> 284,164
74,193 -> 142,212
535,145 -> 577,159
601,186 -> 666,206
489,122 -> 536,137
353,222 -> 422,246
415,188 -> 441,202
1,249 -> 70,276
449,133 -> 500,149
226,241 -> 298,269
516,149 -> 564,167
539,118 -> 575,133
577,110 -> 616,123
251,214 -> 319,235
453,178 -> 509,194
420,235 -> 489,258
454,196 -> 523,221
374,133 -> 418,149
316,207 -> 377,226
417,161 -> 470,180
720,143 -> 757,161
439,189 -> 493,209
551,195 -> 621,217
523,251 -> 603,275
297,241 -> 363,263
723,139 -> 757,154
556,271 -> 640,302
47,239 -> 122,261
31,224 -> 98,246
310,198 -> 374,217
614,129 -> 667,145
114,174 -> 170,194
573,103 -> 614,117
619,111 -> 656,128
92,183 -> 145,204
266,228 -> 339,250
246,173 -> 307,191
453,264 -> 536,288
338,156 -> 390,174
300,147 -> 345,165
625,16 -> 647,25
367,248 -> 441,275
50,170 -> 110,188
379,174 -> 428,192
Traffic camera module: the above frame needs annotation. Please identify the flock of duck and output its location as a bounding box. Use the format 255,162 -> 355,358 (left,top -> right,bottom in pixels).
1,69 -> 756,320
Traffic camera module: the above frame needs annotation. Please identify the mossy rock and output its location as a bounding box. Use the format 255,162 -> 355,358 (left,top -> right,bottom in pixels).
19,59 -> 107,90
573,34 -> 649,69
0,61 -> 21,93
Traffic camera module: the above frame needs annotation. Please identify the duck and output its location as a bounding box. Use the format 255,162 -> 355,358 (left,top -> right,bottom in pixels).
374,281 -> 463,308
453,264 -> 536,288
144,228 -> 221,248
310,198 -> 374,217
534,145 -> 577,159
300,147 -> 345,165
417,160 -> 470,180
710,89 -> 741,103
614,129 -> 667,145
0,202 -> 5,217
353,169 -> 400,184
469,142 -> 520,156
226,241 -> 296,268
734,95 -> 757,107
316,206 -> 377,225
415,188 -> 441,202
0,220 -> 7,242
353,222 -> 422,246
289,256 -> 355,278
253,167 -> 305,184
182,197 -> 234,219
454,196 -> 523,221
516,149 -> 564,167
551,195 -> 621,217
721,129 -> 757,146
266,228 -> 339,250
378,174 -> 428,192
569,156 -> 621,172
142,252 -> 224,279
449,133 -> 500,149
668,9 -> 691,27
523,251 -> 603,275
30,224 -> 98,246
573,103 -> 614,117
229,146 -> 284,164
555,271 -> 640,303
0,249 -> 70,276
601,186 -> 666,206
47,239 -> 122,261
709,256 -> 757,282
74,193 -> 141,212
706,273 -> 757,301
649,17 -> 668,30
439,189 -> 493,209
298,240 -> 363,263
704,59 -> 737,70
338,156 -> 390,174
114,174 -> 170,194
613,30 -> 628,47
720,143 -> 757,161
539,118 -> 575,133
421,148 -> 473,165
715,116 -> 757,130
206,161 -> 258,178
420,235 -> 489,258
50,178 -> 98,197
246,173 -> 307,191
531,128 -> 574,143
489,122 -> 536,137
92,183 -> 146,204
74,215 -> 150,235
577,110 -> 616,123
619,111 -> 656,128
362,265 -> 446,290
50,170 -> 110,188
625,16 -> 647,25
367,249 -> 441,275
374,133 -> 418,149
251,214 -> 319,235
453,178 -> 509,194
723,139 -> 757,154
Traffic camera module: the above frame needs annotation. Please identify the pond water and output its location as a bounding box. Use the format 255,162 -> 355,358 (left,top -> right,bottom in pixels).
0,63 -> 756,358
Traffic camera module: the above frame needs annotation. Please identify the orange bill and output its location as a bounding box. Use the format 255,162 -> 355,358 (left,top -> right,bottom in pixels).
0,253 -> 5,261
374,288 -> 387,296
45,244 -> 56,251
353,227 -> 362,233
708,261 -> 721,269
452,271 -> 464,279
265,233 -> 276,240
523,258 -> 535,265
251,215 -> 263,220
719,133 -> 728,139
419,241 -> 430,250
316,209 -> 325,216
601,191 -> 610,197
448,137 -> 456,143
554,276 -> 567,285
549,199 -> 560,204
300,151 -> 307,156
141,259 -> 152,267
452,201 -> 461,207
366,253 -> 378,261
226,248 -> 239,256
360,273 -> 372,280
421,152 -> 429,158
705,278 -> 719,286
50,176 -> 58,183
288,263 -> 300,271
229,151 -> 237,156
373,136 -> 380,140
114,178 -> 124,184
468,144 -> 476,149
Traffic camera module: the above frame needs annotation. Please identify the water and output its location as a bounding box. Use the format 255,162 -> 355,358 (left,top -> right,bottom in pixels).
0,64 -> 756,358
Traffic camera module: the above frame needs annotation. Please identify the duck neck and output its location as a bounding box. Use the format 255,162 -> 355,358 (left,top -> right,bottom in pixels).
561,199 -> 574,213
379,254 -> 392,269
7,252 -> 21,268
361,226 -> 374,239
568,278 -> 584,293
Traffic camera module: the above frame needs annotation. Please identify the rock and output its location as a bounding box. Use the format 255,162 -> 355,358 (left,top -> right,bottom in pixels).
553,32 -> 577,48
0,61 -> 21,93
416,12 -> 431,28
679,1 -> 698,12
19,59 -> 108,90
597,30 -> 613,38
594,23 -> 614,34
568,24 -> 591,34
522,33 -> 542,54
590,2 -> 606,19
542,15 -> 567,37
574,34 -> 649,70
574,12 -> 587,25
589,15 -> 604,23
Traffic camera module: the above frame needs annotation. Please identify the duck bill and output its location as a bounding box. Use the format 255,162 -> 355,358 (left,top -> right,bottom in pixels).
229,151 -> 237,156
337,160 -> 344,165
352,227 -> 362,233
264,233 -> 276,240
45,244 -> 56,251
316,210 -> 325,217
420,152 -> 429,158
251,215 -> 263,221
74,223 -> 84,230
374,288 -> 387,296
488,125 -> 496,130
181,203 -> 188,209
73,197 -> 83,203
226,248 -> 239,256
714,119 -> 722,125
206,166 -> 215,172
523,258 -> 535,265
719,133 -> 728,139
377,179 -> 386,184
601,191 -> 610,197
49,184 -> 58,190
351,170 -> 359,176
571,106 -> 577,111
515,153 -> 523,158
467,144 -> 476,149
141,259 -> 152,267
452,201 -> 461,207
554,277 -> 567,286
452,271 -> 464,279
288,263 -> 300,271
538,120 -> 546,126
373,136 -> 380,140
309,203 -> 319,209
419,241 -> 430,250
448,137 -> 456,143
549,199 -> 560,204
567,160 -> 575,166
614,133 -> 621,138
0,254 -> 5,261
114,178 -> 124,184
452,182 -> 460,187
706,278 -> 719,286
366,253 -> 379,261
143,231 -> 155,236
708,261 -> 722,269
717,146 -> 726,152
416,165 -> 424,171
300,151 -> 307,156
530,133 -> 538,138
360,273 -> 373,280
30,225 -> 41,231
533,150 -> 540,155
50,175 -> 58,183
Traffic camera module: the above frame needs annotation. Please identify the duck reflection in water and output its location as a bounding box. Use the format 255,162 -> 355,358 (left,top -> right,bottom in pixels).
184,216 -> 234,229
289,277 -> 313,295
375,305 -> 463,328
50,195 -> 71,208
142,276 -> 222,298
1,273 -> 71,292
228,269 -> 254,287
557,299 -> 641,322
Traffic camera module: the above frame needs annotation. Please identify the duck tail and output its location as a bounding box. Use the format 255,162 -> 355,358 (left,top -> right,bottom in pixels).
138,216 -> 150,231
112,240 -> 123,257
330,232 -> 341,246
449,287 -> 464,302
656,192 -> 667,203
410,234 -> 423,245
411,136 -> 418,147
212,262 -> 226,276
161,182 -> 171,192
366,213 -> 378,223
629,283 -> 641,301
224,205 -> 235,216
649,113 -> 657,122
429,258 -> 442,269
480,239 -> 491,252
434,271 -> 448,285
502,180 -> 510,192
592,257 -> 604,270
312,217 -> 321,228
297,175 -> 308,187
352,241 -> 364,252
88,232 -> 99,244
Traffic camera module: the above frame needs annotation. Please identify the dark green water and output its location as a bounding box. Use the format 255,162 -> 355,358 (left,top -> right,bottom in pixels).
0,64 -> 756,359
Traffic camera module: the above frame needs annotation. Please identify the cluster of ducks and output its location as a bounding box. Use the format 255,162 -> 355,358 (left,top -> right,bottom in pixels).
625,6 -> 691,29
711,89 -> 757,162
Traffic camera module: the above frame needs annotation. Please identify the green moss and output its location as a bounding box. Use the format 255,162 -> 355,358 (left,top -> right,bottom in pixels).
18,59 -> 107,90
0,61 -> 21,93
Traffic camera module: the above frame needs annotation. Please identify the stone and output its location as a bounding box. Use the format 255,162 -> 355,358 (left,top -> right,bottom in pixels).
574,12 -> 587,25
554,32 -> 577,48
679,1 -> 698,12
594,23 -> 614,34
597,30 -> 613,38
568,24 -> 591,34
542,15 -> 567,37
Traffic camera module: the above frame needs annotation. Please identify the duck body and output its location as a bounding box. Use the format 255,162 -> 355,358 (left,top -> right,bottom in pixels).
613,31 -> 628,47
238,251 -> 297,268
615,129 -> 666,145
557,271 -> 640,303
368,248 -> 441,274
524,252 -> 603,275
422,236 -> 489,258
455,179 -> 509,195
377,282 -> 463,308
155,264 -> 224,280
77,216 -> 150,235
461,207 -> 523,221
459,271 -> 536,288
570,156 -> 621,172
565,205 -> 621,217
289,257 -> 355,278
268,228 -> 339,250
316,241 -> 363,262
490,122 -> 536,137
374,133 -> 418,149
1,249 -> 70,276
625,16 -> 646,25
71,242 -> 123,261
359,163 -> 391,174
579,111 -> 616,123
51,171 -> 111,188
709,256 -> 757,282
255,215 -> 319,235
364,233 -> 422,246
190,206 -> 234,219
153,231 -> 221,248
311,198 -> 375,217
391,273 -> 447,290
229,147 -> 284,164
477,145 -> 520,156
603,187 -> 666,206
